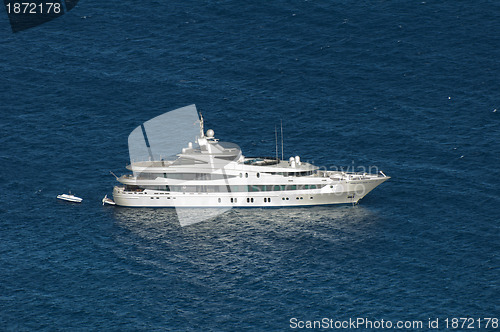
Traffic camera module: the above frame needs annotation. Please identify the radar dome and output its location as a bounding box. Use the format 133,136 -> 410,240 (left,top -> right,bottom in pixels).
206,129 -> 215,138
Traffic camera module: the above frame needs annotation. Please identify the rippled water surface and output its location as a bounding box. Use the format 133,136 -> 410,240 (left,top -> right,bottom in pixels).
1,1 -> 499,330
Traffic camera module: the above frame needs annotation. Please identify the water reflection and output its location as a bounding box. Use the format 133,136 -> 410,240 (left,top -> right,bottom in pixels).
112,205 -> 381,244
108,205 -> 384,291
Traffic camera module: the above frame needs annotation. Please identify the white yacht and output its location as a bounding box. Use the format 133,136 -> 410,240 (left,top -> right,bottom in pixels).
112,105 -> 389,208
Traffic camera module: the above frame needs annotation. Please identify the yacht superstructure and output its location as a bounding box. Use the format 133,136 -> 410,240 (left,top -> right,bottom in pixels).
112,109 -> 389,208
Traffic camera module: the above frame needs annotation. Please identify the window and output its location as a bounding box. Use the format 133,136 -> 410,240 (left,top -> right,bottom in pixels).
249,185 -> 260,192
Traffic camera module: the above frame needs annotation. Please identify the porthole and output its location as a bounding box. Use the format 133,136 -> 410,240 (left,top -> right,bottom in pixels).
251,198 -> 254,203
245,173 -> 248,178
239,173 -> 242,178
264,198 -> 267,203
257,173 -> 260,178
218,198 -> 221,203
268,198 -> 271,202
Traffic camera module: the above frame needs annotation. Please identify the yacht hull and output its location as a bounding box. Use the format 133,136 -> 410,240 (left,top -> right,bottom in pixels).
113,177 -> 388,208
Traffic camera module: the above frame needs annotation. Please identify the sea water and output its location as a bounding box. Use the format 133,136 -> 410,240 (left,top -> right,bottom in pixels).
1,1 -> 499,330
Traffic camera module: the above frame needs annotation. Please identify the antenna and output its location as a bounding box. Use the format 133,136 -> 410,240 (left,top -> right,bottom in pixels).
280,119 -> 284,161
275,125 -> 279,162
198,112 -> 205,138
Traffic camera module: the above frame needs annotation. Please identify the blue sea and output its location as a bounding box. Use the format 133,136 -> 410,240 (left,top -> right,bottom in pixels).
1,1 -> 499,330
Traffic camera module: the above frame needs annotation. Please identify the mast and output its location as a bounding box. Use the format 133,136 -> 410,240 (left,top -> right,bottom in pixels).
275,125 -> 279,162
280,119 -> 284,161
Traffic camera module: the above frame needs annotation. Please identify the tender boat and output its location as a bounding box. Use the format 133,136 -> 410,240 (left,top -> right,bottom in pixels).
102,194 -> 116,206
57,193 -> 83,203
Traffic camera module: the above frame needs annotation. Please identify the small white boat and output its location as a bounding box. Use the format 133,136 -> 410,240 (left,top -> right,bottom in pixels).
102,194 -> 116,206
57,193 -> 83,203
